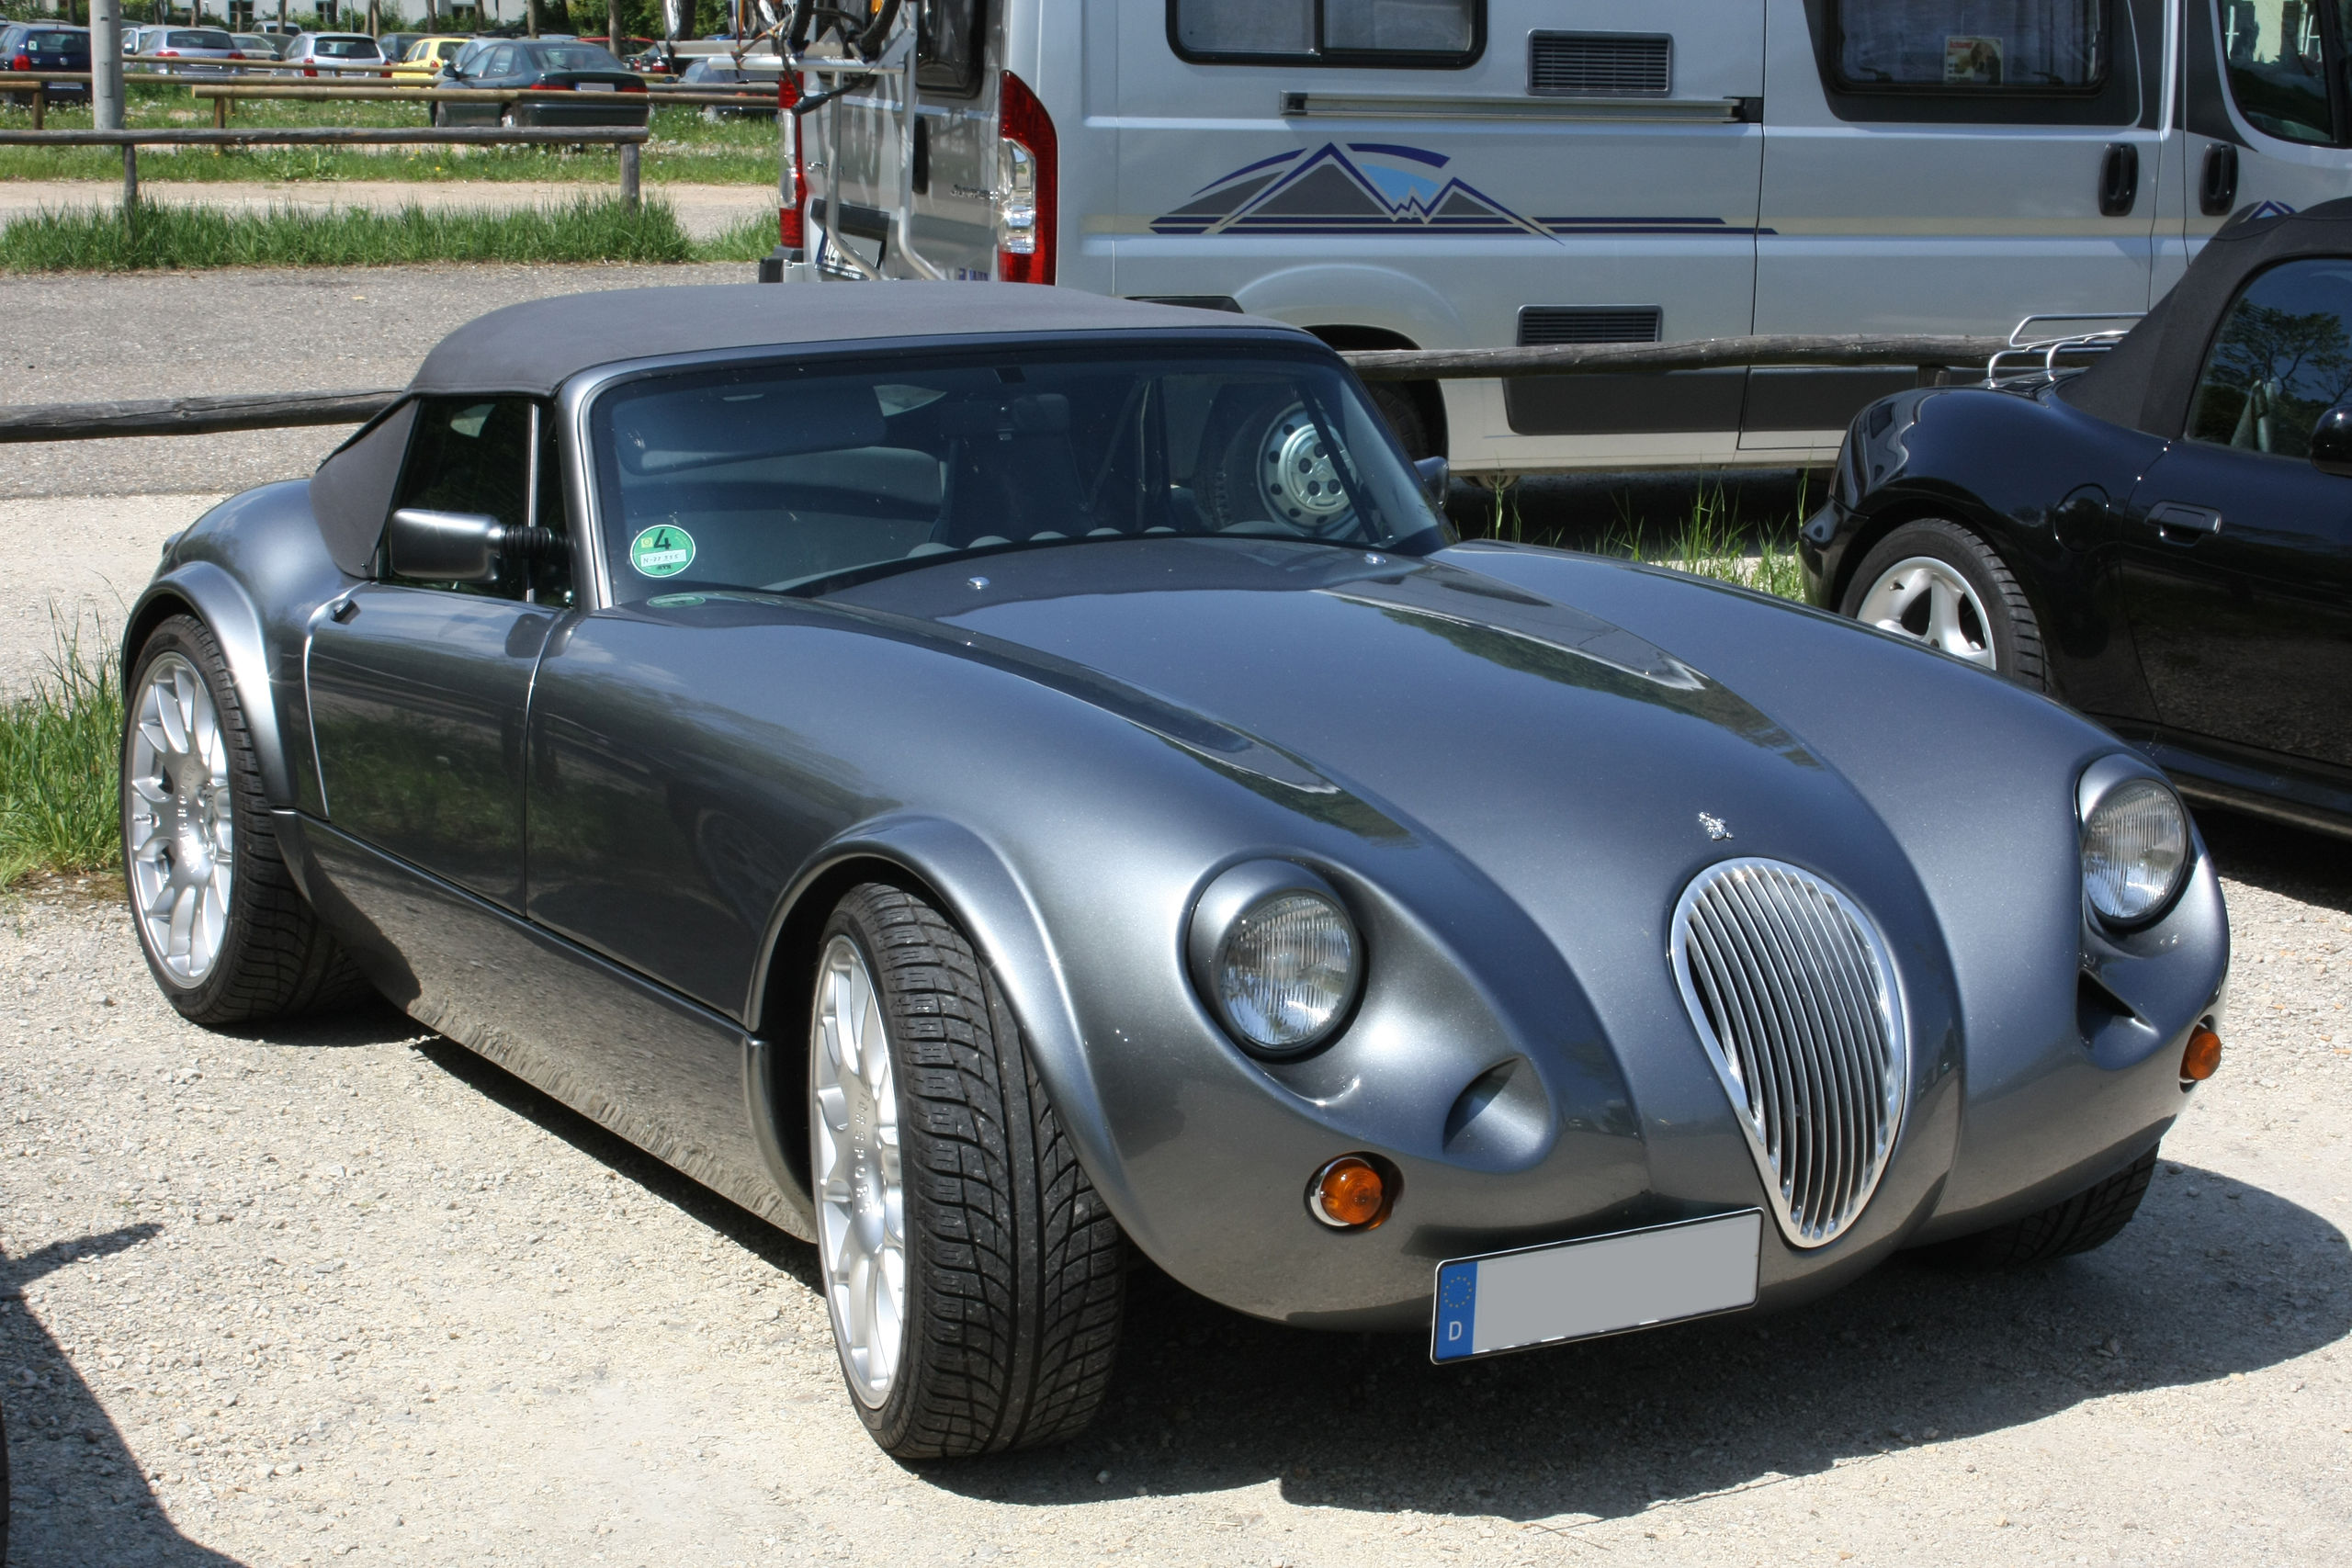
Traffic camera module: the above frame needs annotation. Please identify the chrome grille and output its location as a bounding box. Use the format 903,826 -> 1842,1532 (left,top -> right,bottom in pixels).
1670,860 -> 1906,1247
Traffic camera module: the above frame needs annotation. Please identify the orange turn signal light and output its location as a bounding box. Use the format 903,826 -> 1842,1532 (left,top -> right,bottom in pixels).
1308,1156 -> 1393,1230
2181,1025 -> 2222,1083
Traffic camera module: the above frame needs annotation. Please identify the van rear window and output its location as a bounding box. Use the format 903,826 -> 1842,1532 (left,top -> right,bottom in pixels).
1834,0 -> 2105,91
1171,0 -> 1479,66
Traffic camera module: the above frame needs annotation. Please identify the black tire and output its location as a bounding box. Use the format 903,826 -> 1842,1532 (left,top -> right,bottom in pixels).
1838,517 -> 2054,694
121,615 -> 368,1027
1920,1147 -> 2158,1268
1368,381 -> 1436,463
815,884 -> 1125,1459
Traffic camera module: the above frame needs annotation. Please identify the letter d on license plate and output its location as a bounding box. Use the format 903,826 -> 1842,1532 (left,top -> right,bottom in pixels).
1431,1210 -> 1761,1362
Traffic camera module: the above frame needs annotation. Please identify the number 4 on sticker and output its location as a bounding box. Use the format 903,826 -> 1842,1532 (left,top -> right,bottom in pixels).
629,525 -> 696,578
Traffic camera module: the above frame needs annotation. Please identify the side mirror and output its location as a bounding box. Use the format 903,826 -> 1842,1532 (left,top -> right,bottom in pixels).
386,508 -> 514,582
1413,454 -> 1450,509
2312,403 -> 2352,477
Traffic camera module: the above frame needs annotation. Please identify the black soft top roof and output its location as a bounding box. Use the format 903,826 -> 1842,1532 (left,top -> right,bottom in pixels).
2062,197 -> 2352,437
309,284 -> 1309,574
408,283 -> 1306,397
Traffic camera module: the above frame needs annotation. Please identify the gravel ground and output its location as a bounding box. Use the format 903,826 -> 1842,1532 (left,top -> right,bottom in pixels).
0,811 -> 2346,1567
0,262 -> 752,500
0,182 -> 775,243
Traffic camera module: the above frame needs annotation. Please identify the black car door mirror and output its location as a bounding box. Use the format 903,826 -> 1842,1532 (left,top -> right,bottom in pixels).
1414,454 -> 1449,508
2311,403 -> 2352,477
387,508 -> 506,581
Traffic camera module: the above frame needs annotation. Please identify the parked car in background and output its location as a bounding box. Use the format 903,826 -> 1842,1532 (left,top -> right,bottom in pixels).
432,38 -> 648,128
2,22 -> 90,102
391,35 -> 470,84
676,56 -> 773,117
120,283 -> 2227,1460
232,32 -> 290,62
281,33 -> 387,77
143,26 -> 245,72
1809,197 -> 2352,839
379,31 -> 425,63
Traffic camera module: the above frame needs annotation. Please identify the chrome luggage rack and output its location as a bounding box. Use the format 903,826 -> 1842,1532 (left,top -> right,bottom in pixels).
1984,313 -> 2142,384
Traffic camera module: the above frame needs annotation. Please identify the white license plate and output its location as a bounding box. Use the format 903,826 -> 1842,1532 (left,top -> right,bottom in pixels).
578,82 -> 616,92
1431,1210 -> 1761,1362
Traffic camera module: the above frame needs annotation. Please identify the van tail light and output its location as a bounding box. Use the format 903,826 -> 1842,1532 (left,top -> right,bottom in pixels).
778,69 -> 807,254
994,71 -> 1057,285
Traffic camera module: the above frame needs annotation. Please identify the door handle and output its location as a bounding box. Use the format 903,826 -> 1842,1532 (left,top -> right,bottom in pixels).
2199,142 -> 2240,217
2146,502 -> 2222,544
2099,142 -> 2140,217
330,597 -> 360,623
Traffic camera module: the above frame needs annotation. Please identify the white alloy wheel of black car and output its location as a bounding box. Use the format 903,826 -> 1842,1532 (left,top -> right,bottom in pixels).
809,884 -> 1126,1459
1839,517 -> 2053,693
120,615 -> 364,1025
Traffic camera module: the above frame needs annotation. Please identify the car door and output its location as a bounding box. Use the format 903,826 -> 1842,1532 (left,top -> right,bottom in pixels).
306,395 -> 571,910
2118,254 -> 2352,771
1751,0 -> 2166,455
2175,1 -> 2352,271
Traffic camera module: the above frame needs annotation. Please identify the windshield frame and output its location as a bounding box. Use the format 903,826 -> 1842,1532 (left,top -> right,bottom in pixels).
561,333 -> 1450,612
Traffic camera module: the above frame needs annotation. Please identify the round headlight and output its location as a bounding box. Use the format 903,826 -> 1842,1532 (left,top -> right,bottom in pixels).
1189,862 -> 1363,1055
2082,775 -> 2190,927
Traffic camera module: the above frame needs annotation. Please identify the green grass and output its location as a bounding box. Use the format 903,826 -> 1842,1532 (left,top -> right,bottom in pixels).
0,620 -> 123,888
0,193 -> 759,269
1464,472 -> 1815,602
0,86 -> 775,184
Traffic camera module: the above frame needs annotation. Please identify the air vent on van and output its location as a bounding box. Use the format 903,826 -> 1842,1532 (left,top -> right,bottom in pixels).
1518,306 -> 1663,346
1529,33 -> 1672,96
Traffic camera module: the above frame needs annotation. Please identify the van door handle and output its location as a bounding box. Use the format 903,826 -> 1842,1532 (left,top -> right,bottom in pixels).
2200,142 -> 2240,216
2146,502 -> 2222,544
2099,143 -> 2140,216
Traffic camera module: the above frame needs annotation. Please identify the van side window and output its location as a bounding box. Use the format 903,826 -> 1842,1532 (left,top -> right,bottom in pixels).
2187,257 -> 2352,457
1832,0 -> 2106,92
2218,0 -> 2335,144
1170,0 -> 1481,66
917,0 -> 984,96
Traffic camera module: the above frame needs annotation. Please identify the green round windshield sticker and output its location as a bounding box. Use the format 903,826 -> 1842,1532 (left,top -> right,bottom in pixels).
629,525 -> 695,578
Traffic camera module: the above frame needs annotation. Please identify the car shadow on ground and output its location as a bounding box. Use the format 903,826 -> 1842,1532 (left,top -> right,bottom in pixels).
926,1163 -> 2346,1522
3,1224 -> 249,1566
2197,804 -> 2352,915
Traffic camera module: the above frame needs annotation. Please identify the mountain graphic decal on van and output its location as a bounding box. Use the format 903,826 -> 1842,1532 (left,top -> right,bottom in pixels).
1150,143 -> 1770,239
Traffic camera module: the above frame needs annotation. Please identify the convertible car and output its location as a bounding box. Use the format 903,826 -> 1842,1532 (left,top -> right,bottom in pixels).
121,286 -> 2228,1459
1805,197 -> 2352,838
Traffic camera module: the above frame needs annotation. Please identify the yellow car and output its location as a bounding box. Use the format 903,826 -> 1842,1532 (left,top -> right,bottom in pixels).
391,35 -> 469,84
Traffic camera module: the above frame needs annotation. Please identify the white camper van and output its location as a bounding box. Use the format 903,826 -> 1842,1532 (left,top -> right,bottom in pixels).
772,1 -> 2352,470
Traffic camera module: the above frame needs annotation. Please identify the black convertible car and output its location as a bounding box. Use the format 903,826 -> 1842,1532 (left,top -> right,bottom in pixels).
1805,198 -> 2352,837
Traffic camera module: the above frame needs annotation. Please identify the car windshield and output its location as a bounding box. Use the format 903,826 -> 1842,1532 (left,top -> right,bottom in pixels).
587,344 -> 1448,600
529,43 -> 625,72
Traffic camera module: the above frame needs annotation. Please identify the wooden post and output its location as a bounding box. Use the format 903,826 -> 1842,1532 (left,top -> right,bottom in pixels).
30,85 -> 44,133
122,141 -> 139,209
619,139 -> 640,210
213,96 -> 227,129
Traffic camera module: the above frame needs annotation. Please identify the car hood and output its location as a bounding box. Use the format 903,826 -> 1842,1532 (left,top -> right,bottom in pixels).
825,537 -> 1933,973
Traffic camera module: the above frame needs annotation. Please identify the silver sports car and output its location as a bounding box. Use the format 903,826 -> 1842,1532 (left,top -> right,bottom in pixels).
120,286 -> 2229,1459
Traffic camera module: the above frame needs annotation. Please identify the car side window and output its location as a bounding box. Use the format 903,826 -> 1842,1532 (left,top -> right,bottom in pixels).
1834,0 -> 2106,91
484,45 -> 516,76
2187,257 -> 2352,457
388,396 -> 564,602
1170,0 -> 1480,65
918,0 -> 984,95
2220,0 -> 2336,144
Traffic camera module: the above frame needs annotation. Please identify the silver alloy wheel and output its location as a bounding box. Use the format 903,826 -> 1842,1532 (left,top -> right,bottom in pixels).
124,651 -> 234,987
1258,405 -> 1351,528
811,933 -> 906,1409
1854,555 -> 1999,670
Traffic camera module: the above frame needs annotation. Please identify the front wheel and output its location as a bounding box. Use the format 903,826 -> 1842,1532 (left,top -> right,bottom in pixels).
1919,1147 -> 2158,1268
121,615 -> 363,1026
1838,517 -> 2053,693
810,883 -> 1125,1459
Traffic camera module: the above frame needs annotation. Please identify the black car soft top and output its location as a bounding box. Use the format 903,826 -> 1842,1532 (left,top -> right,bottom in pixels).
2062,196 -> 2352,438
407,283 -> 1308,398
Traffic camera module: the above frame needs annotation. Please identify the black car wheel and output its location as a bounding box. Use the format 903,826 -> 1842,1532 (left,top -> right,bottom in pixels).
808,883 -> 1125,1459
1918,1147 -> 2159,1267
1839,518 -> 2053,693
121,615 -> 366,1026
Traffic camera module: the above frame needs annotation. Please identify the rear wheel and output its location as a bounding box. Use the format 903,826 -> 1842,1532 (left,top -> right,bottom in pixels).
810,884 -> 1125,1459
1838,517 -> 2053,693
1921,1148 -> 2158,1268
121,615 -> 365,1026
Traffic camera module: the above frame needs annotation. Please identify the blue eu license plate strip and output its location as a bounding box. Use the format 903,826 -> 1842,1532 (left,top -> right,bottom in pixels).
1431,1210 -> 1762,1362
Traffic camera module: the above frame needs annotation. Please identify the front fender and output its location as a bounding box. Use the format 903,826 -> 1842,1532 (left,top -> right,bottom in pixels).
124,561 -> 295,810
